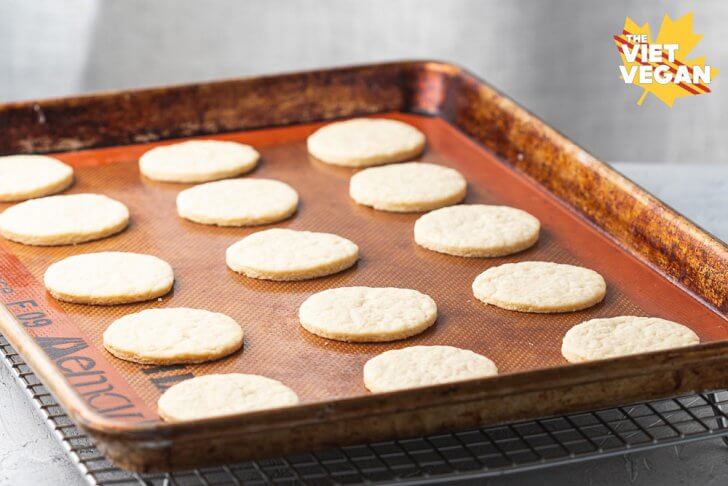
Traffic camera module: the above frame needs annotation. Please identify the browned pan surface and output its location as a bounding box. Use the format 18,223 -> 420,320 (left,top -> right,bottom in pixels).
1,112 -> 725,421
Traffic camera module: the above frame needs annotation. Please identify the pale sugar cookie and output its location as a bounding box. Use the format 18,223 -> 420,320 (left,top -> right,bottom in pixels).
299,287 -> 437,342
349,162 -> 466,212
44,252 -> 174,305
472,261 -> 606,313
176,178 -> 298,226
157,373 -> 299,422
0,193 -> 129,246
364,345 -> 498,393
104,308 -> 244,364
139,140 -> 259,183
226,228 -> 359,281
562,316 -> 699,363
0,155 -> 74,202
307,118 -> 425,167
414,204 -> 540,257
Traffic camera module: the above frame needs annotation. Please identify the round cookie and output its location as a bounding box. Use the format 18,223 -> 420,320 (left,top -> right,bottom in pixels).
349,162 -> 466,212
226,228 -> 359,281
176,178 -> 298,227
104,308 -> 244,364
472,261 -> 606,313
414,204 -> 540,257
139,140 -> 259,183
157,373 -> 299,422
364,345 -> 498,393
44,252 -> 174,305
0,155 -> 74,202
0,193 -> 129,246
307,118 -> 425,167
299,286 -> 437,342
562,316 -> 699,363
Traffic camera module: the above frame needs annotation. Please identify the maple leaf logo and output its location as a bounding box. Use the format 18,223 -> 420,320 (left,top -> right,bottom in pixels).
614,13 -> 718,107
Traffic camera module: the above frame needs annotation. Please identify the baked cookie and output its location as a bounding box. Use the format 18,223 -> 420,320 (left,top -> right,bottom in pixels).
414,204 -> 540,257
226,228 -> 359,281
299,286 -> 437,342
0,155 -> 74,202
0,193 -> 129,246
349,162 -> 466,212
157,373 -> 299,422
364,345 -> 498,392
307,118 -> 425,167
472,261 -> 606,313
562,316 -> 699,363
176,178 -> 298,226
44,251 -> 174,305
139,140 -> 259,183
104,308 -> 243,364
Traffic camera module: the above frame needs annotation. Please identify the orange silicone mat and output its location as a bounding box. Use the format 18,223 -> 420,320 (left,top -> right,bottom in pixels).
1,112 -> 725,423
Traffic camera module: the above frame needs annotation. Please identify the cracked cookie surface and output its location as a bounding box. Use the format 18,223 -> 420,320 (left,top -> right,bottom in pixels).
299,286 -> 437,342
472,261 -> 606,313
226,228 -> 359,281
350,162 -> 466,213
158,373 -> 299,422
307,118 -> 425,167
177,178 -> 298,226
0,155 -> 74,202
104,308 -> 243,364
140,140 -> 259,183
415,204 -> 540,257
0,193 -> 128,246
44,251 -> 174,305
364,345 -> 498,392
562,316 -> 699,363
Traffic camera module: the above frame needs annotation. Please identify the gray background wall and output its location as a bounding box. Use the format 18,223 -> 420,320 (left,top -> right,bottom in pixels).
1,0 -> 726,164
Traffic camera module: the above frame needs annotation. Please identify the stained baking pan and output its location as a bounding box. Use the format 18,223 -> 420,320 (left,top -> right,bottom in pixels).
0,61 -> 725,472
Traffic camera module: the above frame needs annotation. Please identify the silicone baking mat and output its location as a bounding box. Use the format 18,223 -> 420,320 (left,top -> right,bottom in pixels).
0,113 -> 725,423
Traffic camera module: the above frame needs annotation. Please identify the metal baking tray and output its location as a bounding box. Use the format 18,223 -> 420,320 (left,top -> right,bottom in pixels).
0,61 -> 725,472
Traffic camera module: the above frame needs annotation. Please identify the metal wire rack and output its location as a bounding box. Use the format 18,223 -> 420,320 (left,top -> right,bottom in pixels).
3,333 -> 728,485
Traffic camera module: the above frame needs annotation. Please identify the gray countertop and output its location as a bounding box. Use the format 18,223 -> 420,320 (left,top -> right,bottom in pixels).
1,163 -> 726,486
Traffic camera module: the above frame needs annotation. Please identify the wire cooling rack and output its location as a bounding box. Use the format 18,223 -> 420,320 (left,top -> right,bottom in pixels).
3,333 -> 728,485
